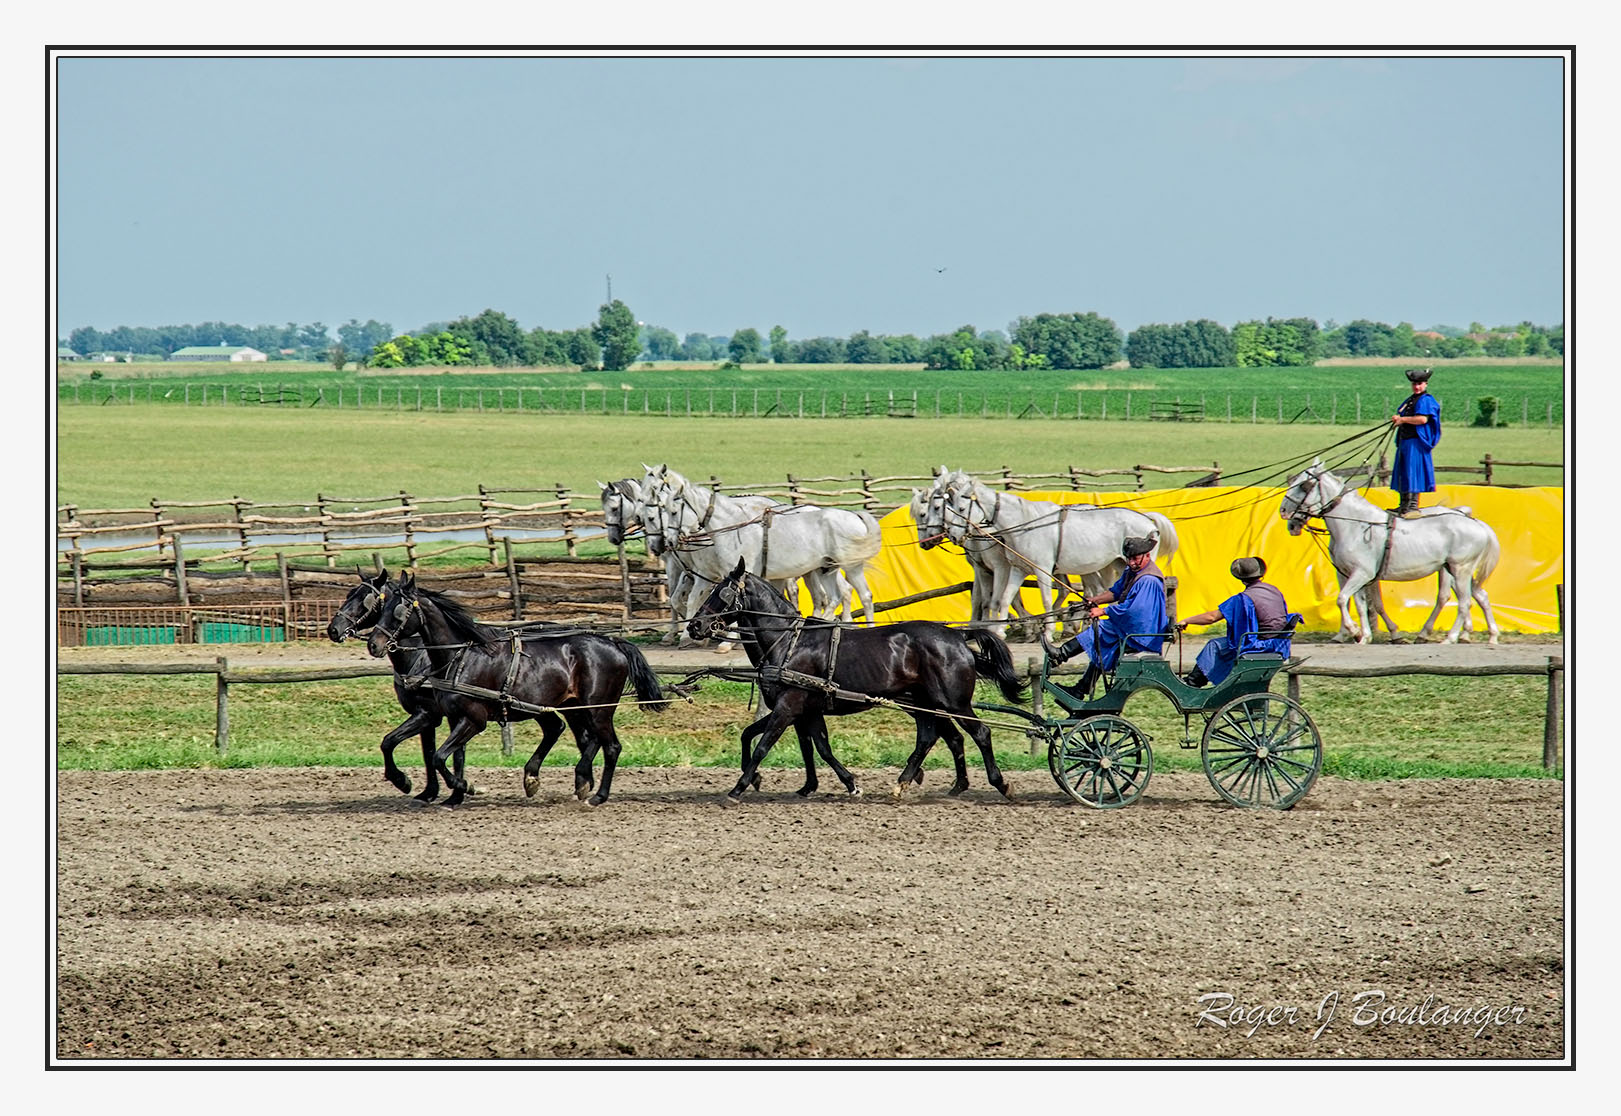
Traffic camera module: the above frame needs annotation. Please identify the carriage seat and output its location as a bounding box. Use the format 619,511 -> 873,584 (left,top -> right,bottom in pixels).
1237,613 -> 1301,657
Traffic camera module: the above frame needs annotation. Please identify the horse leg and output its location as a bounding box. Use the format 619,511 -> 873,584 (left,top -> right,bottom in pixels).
561,709 -> 600,799
1334,570 -> 1375,644
414,719 -> 441,803
845,567 -> 877,627
894,716 -> 942,798
1032,568 -> 1058,643
1443,564 -> 1475,643
963,714 -> 1011,798
938,715 -> 971,795
433,714 -> 486,808
381,709 -> 436,795
522,712 -> 566,798
1417,570 -> 1453,642
1474,580 -> 1501,645
585,712 -> 623,806
728,705 -> 797,801
793,723 -> 820,797
804,714 -> 858,795
738,714 -> 771,791
1367,581 -> 1406,643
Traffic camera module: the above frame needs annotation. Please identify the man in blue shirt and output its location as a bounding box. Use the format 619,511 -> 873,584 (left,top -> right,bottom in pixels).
1391,368 -> 1442,518
1177,556 -> 1295,688
1046,534 -> 1168,698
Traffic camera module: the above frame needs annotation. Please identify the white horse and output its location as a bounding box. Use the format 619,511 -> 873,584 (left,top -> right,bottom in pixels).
911,473 -> 1046,629
1280,459 -> 1501,645
600,477 -> 704,645
644,466 -> 881,624
930,468 -> 1181,641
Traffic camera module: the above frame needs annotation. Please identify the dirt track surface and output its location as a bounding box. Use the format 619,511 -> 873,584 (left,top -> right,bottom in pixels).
56,767 -> 1565,1062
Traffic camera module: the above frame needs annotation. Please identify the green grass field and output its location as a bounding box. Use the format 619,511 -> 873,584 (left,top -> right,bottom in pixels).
59,360 -> 1566,429
55,674 -> 1560,781
55,404 -> 1564,510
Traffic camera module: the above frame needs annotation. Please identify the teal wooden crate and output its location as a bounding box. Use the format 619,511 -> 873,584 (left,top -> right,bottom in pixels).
84,625 -> 178,646
200,622 -> 285,644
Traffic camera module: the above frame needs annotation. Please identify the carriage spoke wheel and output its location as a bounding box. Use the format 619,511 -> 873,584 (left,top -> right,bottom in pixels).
1049,715 -> 1152,809
1201,693 -> 1323,810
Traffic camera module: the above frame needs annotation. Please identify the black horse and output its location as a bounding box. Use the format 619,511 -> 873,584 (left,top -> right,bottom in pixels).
688,558 -> 1026,802
328,570 -> 454,803
366,573 -> 668,807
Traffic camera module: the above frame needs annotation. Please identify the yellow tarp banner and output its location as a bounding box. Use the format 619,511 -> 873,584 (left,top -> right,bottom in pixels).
843,485 -> 1564,635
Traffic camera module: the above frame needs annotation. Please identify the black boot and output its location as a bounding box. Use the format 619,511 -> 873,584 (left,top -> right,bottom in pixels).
1047,635 -> 1083,665
1182,666 -> 1209,688
1059,663 -> 1102,701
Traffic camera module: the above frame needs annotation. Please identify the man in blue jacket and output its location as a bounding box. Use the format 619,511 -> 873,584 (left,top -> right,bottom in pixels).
1391,368 -> 1442,518
1047,533 -> 1168,698
1178,556 -> 1295,688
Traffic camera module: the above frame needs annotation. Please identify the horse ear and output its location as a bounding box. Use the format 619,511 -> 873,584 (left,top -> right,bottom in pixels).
597,480 -> 608,491
733,557 -> 747,579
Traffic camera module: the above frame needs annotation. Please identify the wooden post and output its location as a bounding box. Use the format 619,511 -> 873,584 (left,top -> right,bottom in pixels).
478,484 -> 498,565
400,491 -> 417,567
317,493 -> 335,567
215,657 -> 229,755
1287,666 -> 1301,705
787,473 -> 802,506
173,534 -> 188,606
1027,658 -> 1044,755
71,549 -> 84,607
1164,577 -> 1178,630
557,484 -> 576,557
1544,657 -> 1562,770
504,538 -> 523,620
501,722 -> 514,758
151,498 -> 166,559
618,541 -> 633,621
1483,454 -> 1495,485
1000,465 -> 1015,491
232,497 -> 251,572
860,470 -> 876,513
1556,584 -> 1563,633
277,552 -> 292,625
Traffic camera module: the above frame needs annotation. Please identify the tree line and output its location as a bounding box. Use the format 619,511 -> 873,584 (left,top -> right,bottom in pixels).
63,307 -> 1564,371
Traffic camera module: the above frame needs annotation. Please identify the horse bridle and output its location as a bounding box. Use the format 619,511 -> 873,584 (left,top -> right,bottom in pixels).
331,582 -> 383,642
1286,469 -> 1347,531
372,583 -> 423,654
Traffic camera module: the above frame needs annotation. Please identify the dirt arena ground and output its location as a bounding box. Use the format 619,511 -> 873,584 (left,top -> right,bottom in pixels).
55,765 -> 1565,1062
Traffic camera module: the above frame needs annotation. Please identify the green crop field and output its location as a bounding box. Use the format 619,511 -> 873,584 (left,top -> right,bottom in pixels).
55,398 -> 1564,510
58,360 -> 1566,428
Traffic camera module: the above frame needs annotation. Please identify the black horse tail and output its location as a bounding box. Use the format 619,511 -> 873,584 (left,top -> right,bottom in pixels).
611,637 -> 669,712
965,629 -> 1026,703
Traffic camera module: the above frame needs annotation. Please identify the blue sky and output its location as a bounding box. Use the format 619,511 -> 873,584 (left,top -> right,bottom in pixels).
54,53 -> 1567,341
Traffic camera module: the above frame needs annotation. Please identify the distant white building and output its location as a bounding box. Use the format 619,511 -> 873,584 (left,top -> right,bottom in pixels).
168,345 -> 268,362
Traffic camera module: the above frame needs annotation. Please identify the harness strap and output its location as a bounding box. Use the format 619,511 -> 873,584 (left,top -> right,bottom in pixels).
1375,510 -> 1399,581
825,624 -> 842,690
1054,504 -> 1069,571
758,507 -> 775,577
498,634 -> 525,721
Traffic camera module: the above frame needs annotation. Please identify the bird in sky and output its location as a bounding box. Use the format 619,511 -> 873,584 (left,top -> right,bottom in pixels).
935,267 -> 947,273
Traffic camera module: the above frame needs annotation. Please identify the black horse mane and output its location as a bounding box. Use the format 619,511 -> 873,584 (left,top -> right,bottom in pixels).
413,584 -> 499,644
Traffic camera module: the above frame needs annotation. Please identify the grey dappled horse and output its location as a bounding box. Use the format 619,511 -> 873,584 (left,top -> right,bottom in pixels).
1280,459 -> 1501,645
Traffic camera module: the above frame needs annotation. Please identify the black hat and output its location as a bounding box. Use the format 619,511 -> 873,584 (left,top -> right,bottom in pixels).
1121,533 -> 1156,559
1405,368 -> 1432,384
1231,556 -> 1266,581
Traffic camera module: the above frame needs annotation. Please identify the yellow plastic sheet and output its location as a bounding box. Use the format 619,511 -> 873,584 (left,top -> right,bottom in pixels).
849,485 -> 1564,635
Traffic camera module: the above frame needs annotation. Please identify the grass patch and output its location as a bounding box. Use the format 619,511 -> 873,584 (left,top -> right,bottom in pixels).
55,674 -> 1561,781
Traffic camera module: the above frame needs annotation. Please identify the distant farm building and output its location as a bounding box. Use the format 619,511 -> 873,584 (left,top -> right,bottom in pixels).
58,347 -> 82,361
168,345 -> 268,362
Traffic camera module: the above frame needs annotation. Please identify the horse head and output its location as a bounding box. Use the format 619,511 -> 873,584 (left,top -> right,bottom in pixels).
687,558 -> 752,641
599,478 -> 641,546
1280,458 -> 1341,536
328,569 -> 389,643
367,572 -> 423,658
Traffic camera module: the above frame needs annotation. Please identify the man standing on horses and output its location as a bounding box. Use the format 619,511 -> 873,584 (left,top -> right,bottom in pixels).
1391,368 -> 1442,518
1045,534 -> 1168,698
1176,555 -> 1294,688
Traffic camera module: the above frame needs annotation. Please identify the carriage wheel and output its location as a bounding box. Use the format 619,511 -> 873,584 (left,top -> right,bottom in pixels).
1049,716 -> 1152,809
1201,693 -> 1323,810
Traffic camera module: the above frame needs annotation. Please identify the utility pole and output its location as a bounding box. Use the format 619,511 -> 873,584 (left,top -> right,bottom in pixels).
606,273 -> 612,304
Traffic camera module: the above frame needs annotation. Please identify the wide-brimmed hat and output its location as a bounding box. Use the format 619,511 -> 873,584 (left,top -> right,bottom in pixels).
1231,556 -> 1267,581
1405,368 -> 1432,384
1121,533 -> 1157,559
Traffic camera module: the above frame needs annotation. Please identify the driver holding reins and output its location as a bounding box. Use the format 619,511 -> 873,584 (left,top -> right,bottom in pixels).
1045,533 -> 1168,698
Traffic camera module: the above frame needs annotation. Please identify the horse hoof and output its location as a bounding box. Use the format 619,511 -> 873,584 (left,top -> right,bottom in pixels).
523,774 -> 541,798
720,794 -> 741,809
751,773 -> 763,792
1458,633 -> 1473,643
890,783 -> 906,801
714,642 -> 734,654
998,780 -> 1014,800
947,783 -> 969,797
847,785 -> 862,797
660,632 -> 678,646
385,771 -> 412,794
586,794 -> 607,808
795,785 -> 816,798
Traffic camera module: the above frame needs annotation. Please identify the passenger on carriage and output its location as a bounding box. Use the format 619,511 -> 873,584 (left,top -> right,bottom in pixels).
1046,533 -> 1168,699
1177,555 -> 1297,688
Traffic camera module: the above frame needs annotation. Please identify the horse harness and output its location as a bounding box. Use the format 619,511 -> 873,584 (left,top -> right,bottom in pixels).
757,617 -> 864,704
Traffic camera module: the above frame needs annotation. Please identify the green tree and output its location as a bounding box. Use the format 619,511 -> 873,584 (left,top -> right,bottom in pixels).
593,300 -> 640,371
728,328 -> 764,364
769,325 -> 789,362
448,309 -> 527,365
1010,312 -> 1121,369
680,333 -> 714,361
567,329 -> 601,370
639,324 -> 680,361
844,330 -> 890,363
